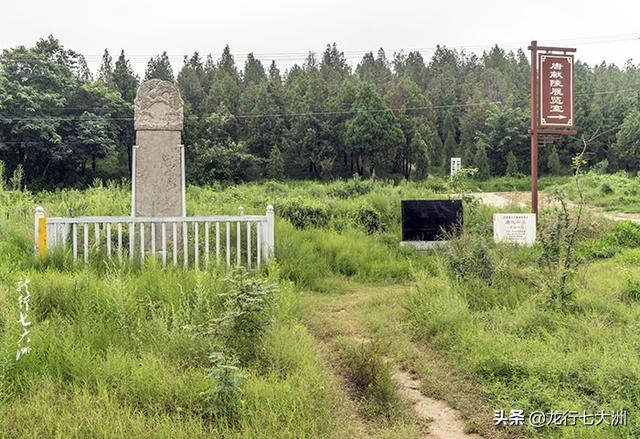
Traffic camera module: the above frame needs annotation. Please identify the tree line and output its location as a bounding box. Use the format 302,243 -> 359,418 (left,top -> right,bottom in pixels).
1,35 -> 639,189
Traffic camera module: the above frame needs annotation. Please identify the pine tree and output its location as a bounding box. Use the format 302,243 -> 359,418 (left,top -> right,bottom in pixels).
266,145 -> 285,180
244,53 -> 267,85
444,131 -> 457,166
474,140 -> 490,179
410,131 -> 430,179
97,49 -> 113,84
112,50 -> 139,101
505,151 -> 519,176
144,51 -> 175,81
268,61 -> 281,84
547,145 -> 563,175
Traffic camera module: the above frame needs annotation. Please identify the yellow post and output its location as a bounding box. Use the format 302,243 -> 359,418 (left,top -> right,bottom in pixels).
38,216 -> 47,259
34,206 -> 47,259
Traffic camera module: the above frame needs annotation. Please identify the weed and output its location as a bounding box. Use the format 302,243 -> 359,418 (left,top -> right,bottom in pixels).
338,340 -> 400,419
443,232 -> 494,282
201,352 -> 246,423
215,271 -> 278,363
620,276 -> 640,303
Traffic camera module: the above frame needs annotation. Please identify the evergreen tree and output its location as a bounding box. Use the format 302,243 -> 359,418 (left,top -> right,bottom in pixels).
97,49 -> 113,84
547,145 -> 563,175
268,61 -> 282,84
112,50 -> 139,101
144,51 -> 175,81
266,145 -> 285,180
443,131 -> 457,165
244,53 -> 267,85
345,83 -> 405,177
505,150 -> 519,176
611,109 -> 640,172
474,140 -> 490,179
177,53 -> 205,112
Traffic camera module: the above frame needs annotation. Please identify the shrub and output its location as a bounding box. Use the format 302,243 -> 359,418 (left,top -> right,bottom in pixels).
443,233 -> 493,282
621,277 -> 640,303
215,271 -> 278,363
278,198 -> 331,229
576,221 -> 640,260
201,352 -> 246,423
600,182 -> 614,194
351,203 -> 387,234
591,159 -> 609,174
327,176 -> 376,199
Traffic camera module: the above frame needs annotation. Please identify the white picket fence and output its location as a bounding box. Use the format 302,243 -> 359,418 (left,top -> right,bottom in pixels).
34,205 -> 275,269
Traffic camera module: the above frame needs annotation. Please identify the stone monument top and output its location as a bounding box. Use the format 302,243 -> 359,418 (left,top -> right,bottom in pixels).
134,79 -> 184,131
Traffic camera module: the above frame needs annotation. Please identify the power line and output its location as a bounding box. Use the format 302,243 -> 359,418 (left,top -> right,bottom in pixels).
1,87 -> 638,122
3,32 -> 639,64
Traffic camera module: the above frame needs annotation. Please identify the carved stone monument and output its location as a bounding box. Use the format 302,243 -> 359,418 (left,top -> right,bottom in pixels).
133,79 -> 185,219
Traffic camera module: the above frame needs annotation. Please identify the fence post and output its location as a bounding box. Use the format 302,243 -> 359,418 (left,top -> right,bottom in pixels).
34,206 -> 47,259
264,205 -> 275,263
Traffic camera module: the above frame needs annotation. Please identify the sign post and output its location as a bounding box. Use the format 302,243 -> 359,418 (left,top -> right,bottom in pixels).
450,157 -> 461,176
528,41 -> 576,216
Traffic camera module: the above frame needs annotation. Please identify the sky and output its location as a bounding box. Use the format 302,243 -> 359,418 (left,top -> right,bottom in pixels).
1,0 -> 639,77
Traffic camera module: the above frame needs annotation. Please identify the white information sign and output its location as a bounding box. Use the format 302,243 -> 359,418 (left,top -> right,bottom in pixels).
493,213 -> 536,245
450,157 -> 461,176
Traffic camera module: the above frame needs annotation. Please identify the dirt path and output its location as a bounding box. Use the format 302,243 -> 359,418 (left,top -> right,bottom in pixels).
394,369 -> 482,439
301,281 -> 512,439
473,191 -> 640,223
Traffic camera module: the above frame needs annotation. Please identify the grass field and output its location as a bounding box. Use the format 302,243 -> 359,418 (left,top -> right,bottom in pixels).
1,174 -> 639,437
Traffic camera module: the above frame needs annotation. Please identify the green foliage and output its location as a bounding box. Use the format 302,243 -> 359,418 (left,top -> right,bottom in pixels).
473,141 -> 490,179
338,341 -> 400,419
576,221 -> 640,260
591,159 -> 609,174
547,145 -> 563,176
476,101 -> 529,175
443,232 -> 493,282
344,82 -> 405,176
505,151 -> 519,176
621,275 -> 640,303
10,165 -> 24,191
3,37 -> 640,187
266,145 -> 285,180
144,51 -> 175,82
279,198 -> 331,229
0,160 -> 5,190
611,108 -> 640,172
202,352 -> 246,422
326,176 -> 375,199
351,202 -> 387,234
215,271 -> 278,363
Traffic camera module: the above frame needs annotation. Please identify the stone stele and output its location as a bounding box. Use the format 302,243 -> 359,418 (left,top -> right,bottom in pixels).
133,79 -> 185,219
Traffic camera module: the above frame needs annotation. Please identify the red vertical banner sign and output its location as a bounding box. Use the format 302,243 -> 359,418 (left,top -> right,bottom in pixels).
528,42 -> 576,217
539,54 -> 574,128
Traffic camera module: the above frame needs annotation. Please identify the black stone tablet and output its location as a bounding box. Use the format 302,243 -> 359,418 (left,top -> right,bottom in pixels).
401,200 -> 463,241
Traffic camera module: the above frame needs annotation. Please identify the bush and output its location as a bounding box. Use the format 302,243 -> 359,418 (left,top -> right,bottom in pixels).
576,221 -> 640,260
621,276 -> 640,303
591,159 -> 609,174
600,182 -> 614,194
202,352 -> 246,423
278,198 -> 331,229
216,271 -> 278,363
351,203 -> 387,234
327,176 -> 376,199
443,233 -> 494,282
